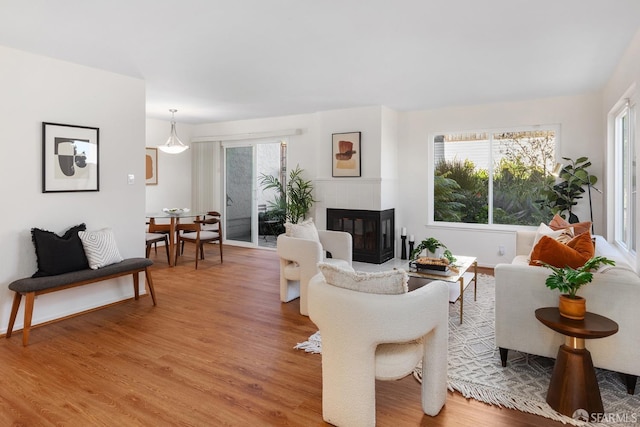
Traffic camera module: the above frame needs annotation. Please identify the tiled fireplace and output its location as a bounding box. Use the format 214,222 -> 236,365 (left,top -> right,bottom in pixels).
326,208 -> 395,264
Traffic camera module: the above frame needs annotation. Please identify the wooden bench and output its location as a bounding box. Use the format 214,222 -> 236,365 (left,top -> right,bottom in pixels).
7,258 -> 157,346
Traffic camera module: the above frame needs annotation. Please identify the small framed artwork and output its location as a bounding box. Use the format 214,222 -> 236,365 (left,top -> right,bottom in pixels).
145,147 -> 158,185
332,131 -> 361,177
42,122 -> 99,193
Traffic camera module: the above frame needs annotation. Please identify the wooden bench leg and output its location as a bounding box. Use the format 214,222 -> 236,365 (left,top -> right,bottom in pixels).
22,292 -> 35,347
133,272 -> 140,300
145,267 -> 157,306
6,292 -> 22,339
132,269 -> 157,306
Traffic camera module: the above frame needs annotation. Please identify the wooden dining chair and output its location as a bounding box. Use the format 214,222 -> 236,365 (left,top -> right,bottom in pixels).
175,214 -> 223,268
145,220 -> 170,264
147,217 -> 171,233
202,211 -> 221,227
146,232 -> 170,264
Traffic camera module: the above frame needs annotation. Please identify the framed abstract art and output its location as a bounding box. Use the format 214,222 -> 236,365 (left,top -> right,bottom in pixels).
145,147 -> 158,185
42,122 -> 99,192
332,131 -> 361,177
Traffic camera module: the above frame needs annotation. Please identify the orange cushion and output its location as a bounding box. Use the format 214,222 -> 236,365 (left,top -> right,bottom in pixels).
529,231 -> 594,269
566,231 -> 595,259
548,214 -> 591,235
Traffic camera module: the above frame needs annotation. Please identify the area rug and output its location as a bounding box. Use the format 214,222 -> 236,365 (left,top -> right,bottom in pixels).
294,274 -> 640,426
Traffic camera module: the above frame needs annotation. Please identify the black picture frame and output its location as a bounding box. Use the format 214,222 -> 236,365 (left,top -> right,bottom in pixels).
42,122 -> 99,193
332,131 -> 361,177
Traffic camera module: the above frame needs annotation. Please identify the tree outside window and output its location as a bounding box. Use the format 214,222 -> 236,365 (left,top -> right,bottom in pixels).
433,128 -> 556,226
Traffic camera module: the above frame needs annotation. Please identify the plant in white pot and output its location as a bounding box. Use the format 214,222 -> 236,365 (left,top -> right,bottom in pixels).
410,237 -> 456,263
540,256 -> 615,320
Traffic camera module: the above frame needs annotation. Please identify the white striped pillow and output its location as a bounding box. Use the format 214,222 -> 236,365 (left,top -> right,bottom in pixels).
78,228 -> 124,269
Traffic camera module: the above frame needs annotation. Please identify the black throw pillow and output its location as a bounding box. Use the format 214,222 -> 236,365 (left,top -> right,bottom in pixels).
31,223 -> 89,277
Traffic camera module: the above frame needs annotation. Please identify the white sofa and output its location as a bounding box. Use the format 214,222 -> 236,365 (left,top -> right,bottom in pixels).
495,231 -> 640,394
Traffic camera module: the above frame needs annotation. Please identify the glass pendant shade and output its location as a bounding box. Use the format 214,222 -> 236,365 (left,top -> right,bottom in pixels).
158,109 -> 189,154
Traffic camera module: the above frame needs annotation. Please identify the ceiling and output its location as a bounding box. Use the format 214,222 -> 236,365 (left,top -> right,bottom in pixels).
1,0 -> 639,124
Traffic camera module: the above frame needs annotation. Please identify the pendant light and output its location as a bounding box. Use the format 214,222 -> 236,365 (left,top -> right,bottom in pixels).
158,109 -> 189,154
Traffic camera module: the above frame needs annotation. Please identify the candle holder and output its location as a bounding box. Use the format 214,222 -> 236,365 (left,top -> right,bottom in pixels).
400,235 -> 407,259
408,240 -> 415,260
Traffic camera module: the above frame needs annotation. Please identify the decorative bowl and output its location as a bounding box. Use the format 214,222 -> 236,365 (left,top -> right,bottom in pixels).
162,208 -> 190,215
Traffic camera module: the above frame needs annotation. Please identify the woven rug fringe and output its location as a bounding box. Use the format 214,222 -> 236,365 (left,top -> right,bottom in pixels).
294,331 -> 322,354
447,378 -> 586,426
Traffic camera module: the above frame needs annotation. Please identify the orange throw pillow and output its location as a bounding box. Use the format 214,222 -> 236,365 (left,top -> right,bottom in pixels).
566,231 -> 595,259
548,213 -> 591,236
529,231 -> 594,269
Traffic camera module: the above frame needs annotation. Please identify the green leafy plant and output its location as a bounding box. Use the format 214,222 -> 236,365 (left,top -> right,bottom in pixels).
540,256 -> 615,299
410,237 -> 456,263
433,175 -> 465,222
540,156 -> 598,223
259,165 -> 316,224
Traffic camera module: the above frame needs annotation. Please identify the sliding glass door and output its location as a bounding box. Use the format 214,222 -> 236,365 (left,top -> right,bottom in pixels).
224,145 -> 254,243
223,141 -> 284,247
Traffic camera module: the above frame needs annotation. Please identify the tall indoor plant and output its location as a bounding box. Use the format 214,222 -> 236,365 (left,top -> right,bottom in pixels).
259,165 -> 316,224
540,256 -> 615,319
541,156 -> 598,223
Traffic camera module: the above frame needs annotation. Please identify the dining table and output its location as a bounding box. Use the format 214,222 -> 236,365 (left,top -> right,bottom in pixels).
146,211 -> 205,266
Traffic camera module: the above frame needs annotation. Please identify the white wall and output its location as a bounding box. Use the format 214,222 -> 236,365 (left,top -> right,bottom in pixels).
0,45 -> 146,333
194,113 -> 315,174
603,29 -> 640,112
192,113 -> 315,224
380,106 -> 399,210
145,118 -> 194,214
187,96 -> 606,267
191,107 -> 394,230
397,93 -> 603,267
314,106 -> 389,228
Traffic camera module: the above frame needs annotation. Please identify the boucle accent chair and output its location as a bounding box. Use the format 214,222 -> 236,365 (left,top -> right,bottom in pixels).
308,271 -> 449,427
277,220 -> 352,316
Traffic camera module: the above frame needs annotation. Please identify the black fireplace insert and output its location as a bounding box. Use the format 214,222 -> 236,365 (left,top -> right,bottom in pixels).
326,208 -> 395,264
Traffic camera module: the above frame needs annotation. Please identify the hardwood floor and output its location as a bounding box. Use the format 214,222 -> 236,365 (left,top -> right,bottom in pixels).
0,245 -> 564,426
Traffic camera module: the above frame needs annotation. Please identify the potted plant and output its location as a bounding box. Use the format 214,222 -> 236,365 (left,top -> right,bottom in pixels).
259,165 -> 316,224
540,256 -> 615,319
410,237 -> 456,263
540,156 -> 598,224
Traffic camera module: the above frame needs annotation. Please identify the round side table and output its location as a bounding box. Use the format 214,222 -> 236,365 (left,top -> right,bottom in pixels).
535,307 -> 618,418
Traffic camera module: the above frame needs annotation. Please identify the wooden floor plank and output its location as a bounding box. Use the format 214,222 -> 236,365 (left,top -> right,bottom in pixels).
0,245 -> 564,426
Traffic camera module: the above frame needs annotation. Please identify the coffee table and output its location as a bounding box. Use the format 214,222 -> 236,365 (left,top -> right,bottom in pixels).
406,255 -> 477,324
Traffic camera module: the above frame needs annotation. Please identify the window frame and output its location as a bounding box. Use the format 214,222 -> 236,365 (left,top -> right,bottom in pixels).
427,124 -> 561,230
611,95 -> 637,258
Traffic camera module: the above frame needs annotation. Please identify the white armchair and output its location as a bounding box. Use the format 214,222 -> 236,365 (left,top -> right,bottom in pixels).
308,272 -> 449,427
277,229 -> 352,315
